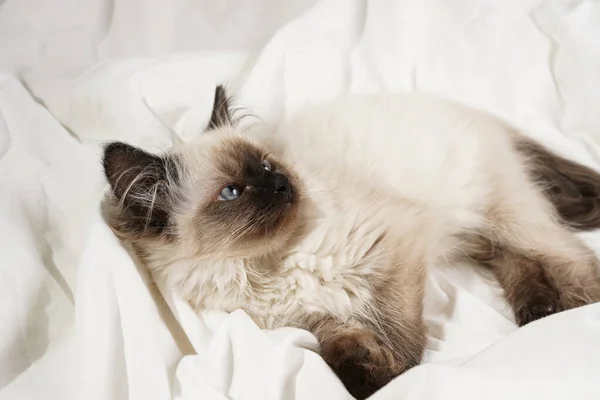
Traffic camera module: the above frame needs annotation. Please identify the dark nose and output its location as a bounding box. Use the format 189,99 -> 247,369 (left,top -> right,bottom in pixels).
273,173 -> 291,196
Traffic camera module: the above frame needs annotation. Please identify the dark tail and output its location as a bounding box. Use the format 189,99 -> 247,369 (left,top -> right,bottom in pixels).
516,138 -> 600,231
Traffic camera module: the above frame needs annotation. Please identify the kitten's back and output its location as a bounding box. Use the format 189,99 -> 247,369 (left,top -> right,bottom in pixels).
278,94 -> 518,229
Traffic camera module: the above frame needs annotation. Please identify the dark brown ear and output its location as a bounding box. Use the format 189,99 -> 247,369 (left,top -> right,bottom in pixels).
207,85 -> 232,130
516,138 -> 600,231
102,142 -> 180,235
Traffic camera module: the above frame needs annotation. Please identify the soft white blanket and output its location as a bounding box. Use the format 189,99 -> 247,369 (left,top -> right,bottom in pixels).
1,1 -> 600,399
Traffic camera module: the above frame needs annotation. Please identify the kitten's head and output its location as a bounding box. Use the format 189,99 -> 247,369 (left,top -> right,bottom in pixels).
102,86 -> 305,262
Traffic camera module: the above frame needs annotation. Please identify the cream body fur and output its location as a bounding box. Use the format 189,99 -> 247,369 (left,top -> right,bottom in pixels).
103,91 -> 600,399
156,95 -> 524,327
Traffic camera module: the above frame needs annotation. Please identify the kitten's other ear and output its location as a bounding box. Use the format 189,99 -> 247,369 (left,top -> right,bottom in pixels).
207,85 -> 233,130
102,142 -> 179,234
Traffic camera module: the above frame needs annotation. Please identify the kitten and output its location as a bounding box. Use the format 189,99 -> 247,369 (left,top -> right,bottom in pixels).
102,86 -> 600,399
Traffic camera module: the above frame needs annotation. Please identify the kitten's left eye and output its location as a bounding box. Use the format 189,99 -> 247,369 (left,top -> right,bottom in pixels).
218,185 -> 241,201
261,159 -> 271,171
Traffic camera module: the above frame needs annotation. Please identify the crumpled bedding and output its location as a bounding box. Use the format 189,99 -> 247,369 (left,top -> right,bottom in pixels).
1,0 -> 600,399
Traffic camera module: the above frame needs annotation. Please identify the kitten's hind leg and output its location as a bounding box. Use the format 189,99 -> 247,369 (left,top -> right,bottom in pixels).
471,180 -> 600,326
470,239 -> 565,325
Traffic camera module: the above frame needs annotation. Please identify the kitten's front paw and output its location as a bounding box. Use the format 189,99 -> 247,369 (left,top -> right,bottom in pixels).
321,330 -> 403,400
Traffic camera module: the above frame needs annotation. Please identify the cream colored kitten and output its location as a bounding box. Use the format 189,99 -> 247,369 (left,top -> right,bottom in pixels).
102,86 -> 600,399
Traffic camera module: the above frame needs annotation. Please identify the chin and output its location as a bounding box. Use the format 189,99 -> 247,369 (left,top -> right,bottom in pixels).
239,202 -> 303,257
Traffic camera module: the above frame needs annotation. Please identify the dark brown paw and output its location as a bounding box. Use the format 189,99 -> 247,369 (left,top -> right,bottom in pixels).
334,352 -> 386,399
512,277 -> 564,327
321,331 -> 402,399
516,298 -> 560,326
502,259 -> 562,326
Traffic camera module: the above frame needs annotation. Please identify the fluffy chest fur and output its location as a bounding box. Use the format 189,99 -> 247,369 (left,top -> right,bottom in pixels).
146,93 -> 517,329
103,88 -> 600,399
158,181 -> 399,329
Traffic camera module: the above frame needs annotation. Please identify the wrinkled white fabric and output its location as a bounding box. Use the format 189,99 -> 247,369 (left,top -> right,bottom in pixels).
1,0 -> 600,399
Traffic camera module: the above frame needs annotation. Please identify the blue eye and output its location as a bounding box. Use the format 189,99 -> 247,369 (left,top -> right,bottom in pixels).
262,159 -> 271,171
218,185 -> 241,201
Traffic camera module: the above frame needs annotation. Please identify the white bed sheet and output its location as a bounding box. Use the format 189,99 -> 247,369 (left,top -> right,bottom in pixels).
1,0 -> 600,399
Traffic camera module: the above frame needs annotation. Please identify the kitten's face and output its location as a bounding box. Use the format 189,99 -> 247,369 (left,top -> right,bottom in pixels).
176,134 -> 304,258
102,85 -> 305,261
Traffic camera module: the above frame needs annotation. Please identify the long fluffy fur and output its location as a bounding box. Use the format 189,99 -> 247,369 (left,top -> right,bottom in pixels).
103,91 -> 600,399
515,137 -> 600,230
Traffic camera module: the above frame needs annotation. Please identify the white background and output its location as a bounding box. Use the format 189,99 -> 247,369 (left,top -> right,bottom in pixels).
1,1 -> 600,399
